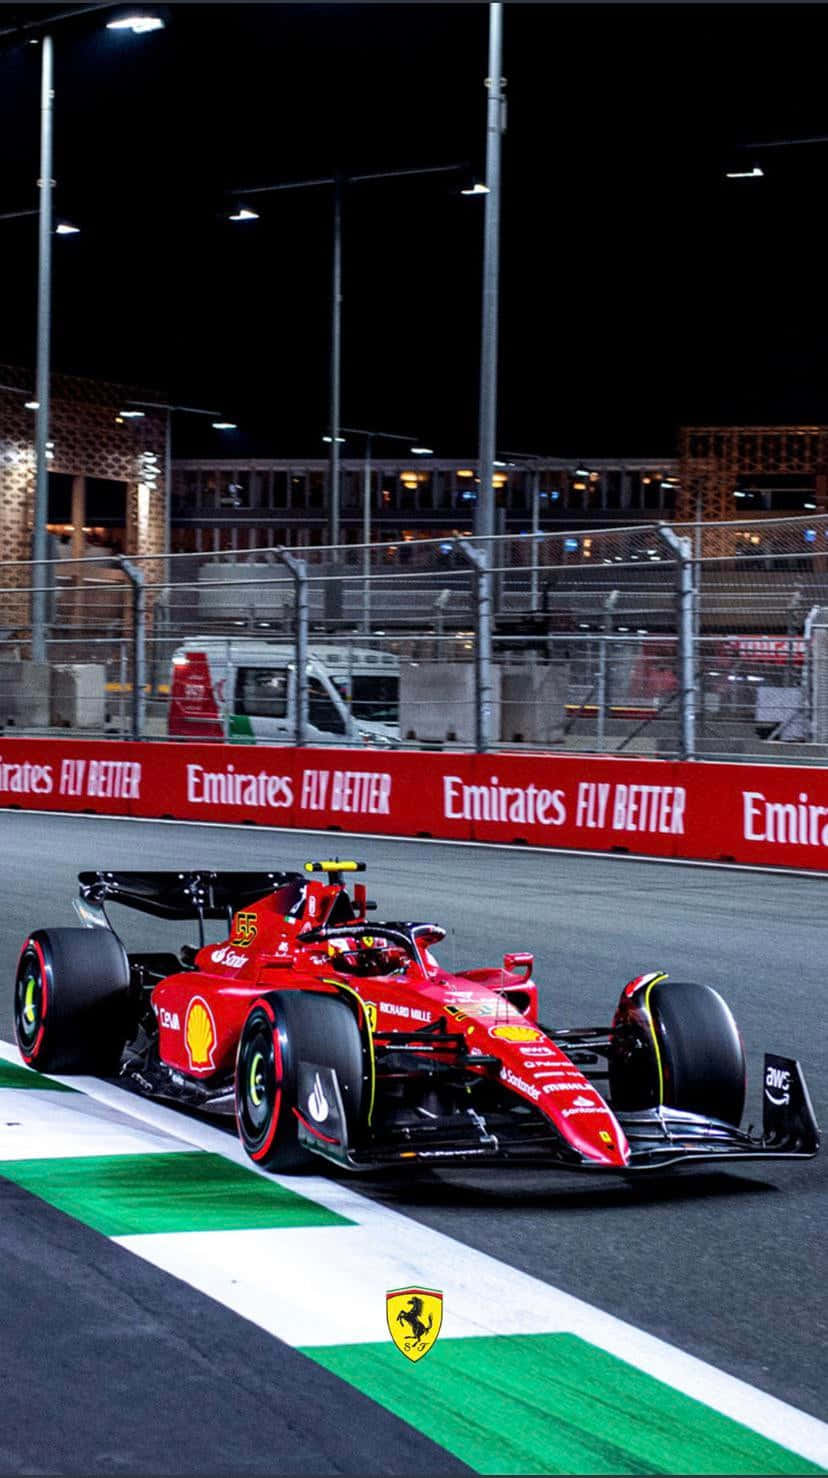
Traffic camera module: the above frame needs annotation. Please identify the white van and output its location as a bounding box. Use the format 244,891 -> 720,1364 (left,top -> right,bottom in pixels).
168,637 -> 399,746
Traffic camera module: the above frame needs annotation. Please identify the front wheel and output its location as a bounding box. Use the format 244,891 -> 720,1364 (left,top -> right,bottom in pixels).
609,977 -> 746,1126
15,927 -> 131,1075
235,990 -> 366,1172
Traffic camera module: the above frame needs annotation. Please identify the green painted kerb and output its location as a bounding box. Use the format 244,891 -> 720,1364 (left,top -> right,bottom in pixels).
0,1151 -> 354,1236
0,1060 -> 75,1092
304,1333 -> 826,1477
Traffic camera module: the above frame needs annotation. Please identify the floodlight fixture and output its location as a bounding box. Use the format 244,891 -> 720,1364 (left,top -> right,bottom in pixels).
107,15 -> 165,35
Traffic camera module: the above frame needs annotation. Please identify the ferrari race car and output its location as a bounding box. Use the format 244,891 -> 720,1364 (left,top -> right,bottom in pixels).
14,861 -> 820,1175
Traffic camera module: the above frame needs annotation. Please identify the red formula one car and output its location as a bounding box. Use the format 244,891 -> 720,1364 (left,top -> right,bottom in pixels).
14,862 -> 819,1174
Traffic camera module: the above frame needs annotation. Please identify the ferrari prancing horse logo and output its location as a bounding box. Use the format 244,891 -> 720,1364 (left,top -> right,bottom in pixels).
386,1287 -> 443,1361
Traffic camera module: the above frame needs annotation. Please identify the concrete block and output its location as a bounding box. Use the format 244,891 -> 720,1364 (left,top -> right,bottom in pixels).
50,664 -> 107,729
0,661 -> 51,728
500,662 -> 570,746
399,662 -> 501,745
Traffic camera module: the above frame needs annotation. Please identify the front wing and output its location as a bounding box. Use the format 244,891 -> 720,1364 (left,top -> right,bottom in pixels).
296,1054 -> 820,1173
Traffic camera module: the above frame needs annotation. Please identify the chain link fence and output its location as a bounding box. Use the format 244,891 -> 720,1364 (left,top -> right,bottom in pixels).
2,514 -> 828,759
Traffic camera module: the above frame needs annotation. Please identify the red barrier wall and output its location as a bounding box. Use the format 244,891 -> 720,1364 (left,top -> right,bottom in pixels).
1,737 -> 828,871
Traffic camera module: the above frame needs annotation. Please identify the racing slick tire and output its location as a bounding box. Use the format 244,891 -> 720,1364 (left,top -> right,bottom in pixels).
14,927 -> 131,1075
608,978 -> 746,1127
235,990 -> 366,1172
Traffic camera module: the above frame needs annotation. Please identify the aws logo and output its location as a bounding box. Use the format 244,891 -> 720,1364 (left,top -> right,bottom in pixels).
184,996 -> 217,1070
765,1063 -> 791,1106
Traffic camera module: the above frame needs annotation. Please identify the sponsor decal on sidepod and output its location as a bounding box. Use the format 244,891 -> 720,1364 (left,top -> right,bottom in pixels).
210,946 -> 248,969
184,996 -> 218,1070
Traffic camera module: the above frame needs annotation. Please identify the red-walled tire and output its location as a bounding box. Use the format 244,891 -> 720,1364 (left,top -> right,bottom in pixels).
14,928 -> 131,1075
235,991 -> 365,1172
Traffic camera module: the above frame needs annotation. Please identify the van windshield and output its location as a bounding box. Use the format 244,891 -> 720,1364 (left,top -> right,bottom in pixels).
308,676 -> 347,735
334,675 -> 399,723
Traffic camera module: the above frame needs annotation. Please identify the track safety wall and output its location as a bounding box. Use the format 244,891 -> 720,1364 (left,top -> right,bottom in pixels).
1,739 -> 827,871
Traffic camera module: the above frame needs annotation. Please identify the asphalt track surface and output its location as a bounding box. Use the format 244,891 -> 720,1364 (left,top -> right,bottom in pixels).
0,811 -> 825,1472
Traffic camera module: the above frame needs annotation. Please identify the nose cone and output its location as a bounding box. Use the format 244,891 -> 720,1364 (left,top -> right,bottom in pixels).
553,1103 -> 630,1167
493,1038 -> 630,1166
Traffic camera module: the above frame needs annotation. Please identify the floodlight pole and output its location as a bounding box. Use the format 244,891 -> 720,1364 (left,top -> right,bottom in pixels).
339,426 -> 421,632
472,3 -> 504,751
475,2 -> 504,546
32,34 -> 53,664
227,162 -> 466,583
329,175 -> 343,550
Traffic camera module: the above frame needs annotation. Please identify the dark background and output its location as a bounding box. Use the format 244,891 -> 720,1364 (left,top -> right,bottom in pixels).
2,1 -> 828,459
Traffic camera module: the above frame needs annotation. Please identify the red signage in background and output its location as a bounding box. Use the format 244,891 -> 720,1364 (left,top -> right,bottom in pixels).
721,636 -> 806,666
457,753 -> 683,858
1,737 -> 828,873
0,741 -> 146,814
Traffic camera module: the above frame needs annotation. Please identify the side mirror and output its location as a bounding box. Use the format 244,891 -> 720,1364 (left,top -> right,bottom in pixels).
503,951 -> 533,979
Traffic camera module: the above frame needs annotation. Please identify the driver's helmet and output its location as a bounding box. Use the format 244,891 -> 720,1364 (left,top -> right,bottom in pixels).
327,934 -> 404,976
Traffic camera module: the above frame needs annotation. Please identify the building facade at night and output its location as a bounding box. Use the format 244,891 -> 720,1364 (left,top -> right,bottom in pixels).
0,365 -> 167,563
0,366 -> 168,634
169,455 -> 681,553
3,361 -> 827,570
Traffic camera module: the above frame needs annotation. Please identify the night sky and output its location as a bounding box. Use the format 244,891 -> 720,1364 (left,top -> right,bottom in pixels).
2,1 -> 828,462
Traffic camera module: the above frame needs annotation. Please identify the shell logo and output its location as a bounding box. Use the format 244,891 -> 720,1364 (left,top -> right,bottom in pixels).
184,995 -> 218,1070
489,1024 -> 542,1044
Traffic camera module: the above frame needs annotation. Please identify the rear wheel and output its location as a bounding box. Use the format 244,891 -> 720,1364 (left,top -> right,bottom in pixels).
609,978 -> 746,1126
235,991 -> 366,1172
14,927 -> 132,1075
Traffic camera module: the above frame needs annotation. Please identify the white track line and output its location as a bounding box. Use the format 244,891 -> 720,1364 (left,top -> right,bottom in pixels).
4,805 -> 828,880
1,1040 -> 826,1466
0,1085 -> 193,1160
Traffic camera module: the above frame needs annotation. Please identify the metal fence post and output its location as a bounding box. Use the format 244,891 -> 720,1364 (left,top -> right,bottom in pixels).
530,468 -> 540,609
454,536 -> 493,752
118,557 -> 145,741
657,526 -> 696,760
119,638 -> 127,736
362,443 -> 372,635
270,548 -> 308,747
596,590 -> 619,751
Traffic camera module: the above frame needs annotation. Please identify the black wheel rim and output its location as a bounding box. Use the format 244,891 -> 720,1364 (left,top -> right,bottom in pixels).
15,948 -> 44,1054
237,1016 -> 278,1149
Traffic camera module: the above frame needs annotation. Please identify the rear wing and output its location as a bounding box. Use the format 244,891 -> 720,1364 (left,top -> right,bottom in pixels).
77,870 -> 303,923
